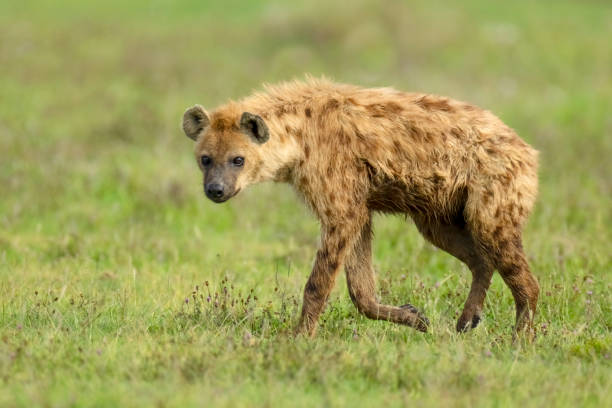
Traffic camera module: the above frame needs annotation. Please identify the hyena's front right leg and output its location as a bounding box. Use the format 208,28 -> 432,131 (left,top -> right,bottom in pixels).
296,218 -> 364,337
345,216 -> 429,332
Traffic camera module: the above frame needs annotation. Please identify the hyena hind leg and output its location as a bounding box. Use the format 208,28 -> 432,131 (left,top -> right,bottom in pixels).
415,219 -> 494,332
489,235 -> 540,334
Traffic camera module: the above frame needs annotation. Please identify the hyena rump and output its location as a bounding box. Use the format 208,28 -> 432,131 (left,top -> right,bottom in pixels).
182,78 -> 539,337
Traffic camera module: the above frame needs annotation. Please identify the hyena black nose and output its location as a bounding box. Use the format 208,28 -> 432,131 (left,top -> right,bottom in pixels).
206,183 -> 225,199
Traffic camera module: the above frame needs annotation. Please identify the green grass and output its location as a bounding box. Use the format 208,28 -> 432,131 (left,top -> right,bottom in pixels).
0,0 -> 610,406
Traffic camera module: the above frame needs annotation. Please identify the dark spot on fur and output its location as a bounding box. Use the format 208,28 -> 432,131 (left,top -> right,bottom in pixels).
415,96 -> 454,112
338,239 -> 346,252
304,145 -> 310,159
432,173 -> 444,186
336,129 -> 349,143
305,280 -> 317,293
385,101 -> 403,114
305,107 -> 312,117
323,98 -> 340,112
450,127 -> 463,138
403,121 -> 432,142
502,173 -> 512,184
318,248 -> 329,260
329,192 -> 335,203
513,237 -> 524,250
400,303 -> 418,313
393,139 -> 402,152
482,190 -> 493,205
366,103 -> 386,118
493,225 -> 503,239
275,106 -> 288,117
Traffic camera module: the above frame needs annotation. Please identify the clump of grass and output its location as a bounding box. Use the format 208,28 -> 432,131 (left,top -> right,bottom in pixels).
177,276 -> 301,337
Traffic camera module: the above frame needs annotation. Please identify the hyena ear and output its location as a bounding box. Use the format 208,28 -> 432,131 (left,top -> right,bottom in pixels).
182,105 -> 210,141
240,112 -> 269,144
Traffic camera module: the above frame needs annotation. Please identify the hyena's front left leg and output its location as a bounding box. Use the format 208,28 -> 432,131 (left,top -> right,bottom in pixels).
296,212 -> 367,337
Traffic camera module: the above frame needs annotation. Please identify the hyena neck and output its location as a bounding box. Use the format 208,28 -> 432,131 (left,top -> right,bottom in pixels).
240,102 -> 304,184
259,122 -> 302,183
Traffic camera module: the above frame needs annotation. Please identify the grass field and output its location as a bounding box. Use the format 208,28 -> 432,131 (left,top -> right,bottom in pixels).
0,0 -> 611,406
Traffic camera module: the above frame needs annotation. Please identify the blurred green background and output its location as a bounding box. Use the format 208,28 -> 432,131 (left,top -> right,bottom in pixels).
0,0 -> 610,407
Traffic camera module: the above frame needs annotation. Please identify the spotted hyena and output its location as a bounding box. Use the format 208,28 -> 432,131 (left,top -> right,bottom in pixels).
182,78 -> 539,337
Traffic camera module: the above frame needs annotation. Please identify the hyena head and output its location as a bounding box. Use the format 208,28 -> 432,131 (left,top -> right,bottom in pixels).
182,104 -> 269,203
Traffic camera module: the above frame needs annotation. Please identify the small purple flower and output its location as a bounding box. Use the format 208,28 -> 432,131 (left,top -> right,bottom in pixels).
206,296 -> 211,303
185,298 -> 189,304
96,349 -> 102,356
586,291 -> 593,296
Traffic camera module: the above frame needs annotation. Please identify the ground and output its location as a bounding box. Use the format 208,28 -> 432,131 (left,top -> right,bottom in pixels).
0,0 -> 610,407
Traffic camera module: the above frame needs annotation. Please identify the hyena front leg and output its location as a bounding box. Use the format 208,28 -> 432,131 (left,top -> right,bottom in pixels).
296,211 -> 367,337
345,216 -> 429,331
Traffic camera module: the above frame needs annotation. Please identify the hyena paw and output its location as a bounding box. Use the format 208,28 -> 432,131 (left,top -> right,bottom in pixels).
400,304 -> 429,332
456,312 -> 481,333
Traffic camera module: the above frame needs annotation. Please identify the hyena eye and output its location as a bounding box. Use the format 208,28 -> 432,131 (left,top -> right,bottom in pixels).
200,155 -> 212,167
232,156 -> 245,167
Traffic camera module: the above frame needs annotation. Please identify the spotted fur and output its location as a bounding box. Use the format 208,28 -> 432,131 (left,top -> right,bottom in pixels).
183,77 -> 540,337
